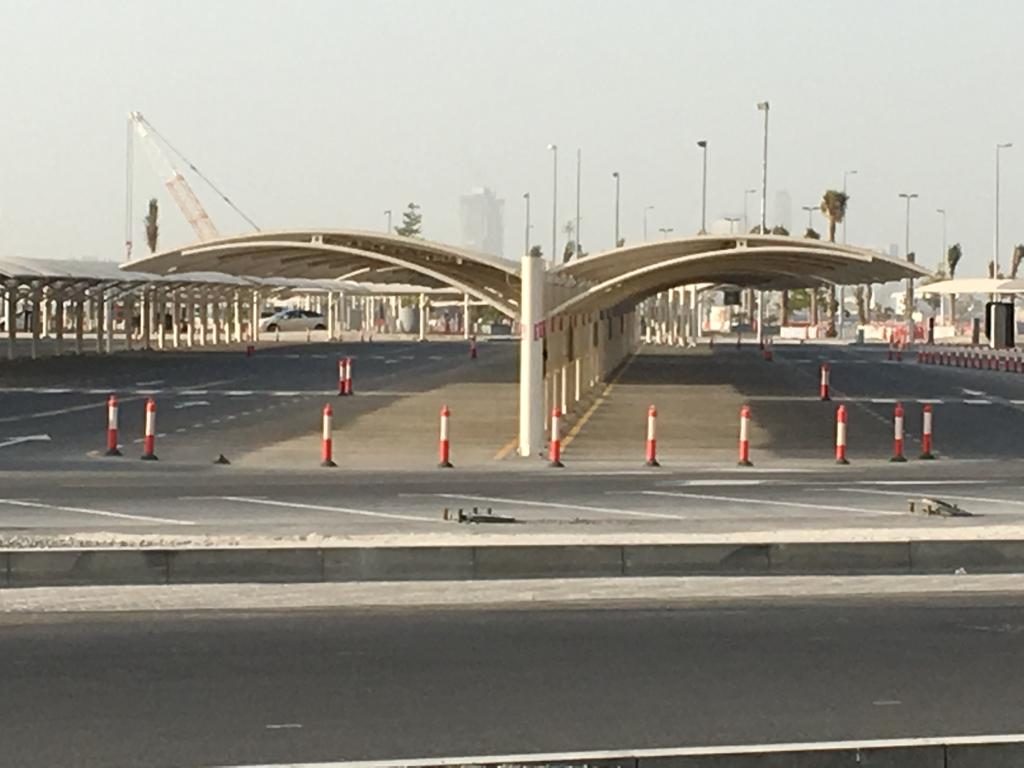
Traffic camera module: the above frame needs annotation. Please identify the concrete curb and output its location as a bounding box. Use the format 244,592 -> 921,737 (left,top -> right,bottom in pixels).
3,539 -> 1024,588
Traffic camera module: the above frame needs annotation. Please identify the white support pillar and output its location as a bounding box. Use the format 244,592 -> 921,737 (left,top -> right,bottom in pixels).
232,292 -> 242,344
172,298 -> 181,348
73,297 -> 84,355
95,291 -> 105,354
756,290 -> 765,346
574,356 -> 582,405
141,290 -> 152,350
327,292 -> 336,341
212,295 -> 222,346
251,290 -> 261,342
517,249 -> 545,458
463,293 -> 471,339
30,288 -> 41,360
198,296 -> 209,347
418,293 -> 427,342
156,292 -> 166,350
124,297 -> 134,351
5,283 -> 16,361
104,295 -> 114,354
53,290 -> 65,356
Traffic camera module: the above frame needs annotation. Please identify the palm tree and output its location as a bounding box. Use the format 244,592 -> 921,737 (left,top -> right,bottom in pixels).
804,227 -> 821,325
144,198 -> 159,253
1012,244 -> 1024,278
820,190 -> 849,336
946,243 -> 962,325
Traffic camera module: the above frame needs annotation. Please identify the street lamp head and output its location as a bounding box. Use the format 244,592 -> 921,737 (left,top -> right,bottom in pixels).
547,143 -> 557,151
997,142 -> 1013,149
898,193 -> 919,200
757,101 -> 769,111
612,171 -> 619,179
936,207 -> 945,214
697,140 -> 707,148
745,188 -> 757,194
645,205 -> 655,211
523,192 -> 530,200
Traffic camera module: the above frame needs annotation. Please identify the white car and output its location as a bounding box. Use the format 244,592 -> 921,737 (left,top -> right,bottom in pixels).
259,309 -> 328,333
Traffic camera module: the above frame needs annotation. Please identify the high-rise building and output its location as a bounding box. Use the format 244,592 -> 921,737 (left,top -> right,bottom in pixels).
773,190 -> 792,232
459,187 -> 504,257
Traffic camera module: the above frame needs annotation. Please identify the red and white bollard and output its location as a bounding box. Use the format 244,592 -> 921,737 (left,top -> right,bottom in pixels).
140,398 -> 158,461
920,404 -> 935,460
738,404 -> 753,467
321,404 -> 337,467
891,402 -> 907,462
645,404 -> 659,467
337,358 -> 347,396
835,404 -> 849,465
548,407 -> 564,467
819,363 -> 831,401
105,394 -> 122,457
469,337 -> 478,359
343,357 -> 353,395
763,337 -> 773,362
438,405 -> 453,468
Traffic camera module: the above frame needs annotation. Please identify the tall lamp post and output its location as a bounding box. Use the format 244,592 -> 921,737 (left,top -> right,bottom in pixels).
756,101 -> 770,345
659,227 -> 674,239
523,192 -> 531,255
547,144 -> 558,264
801,205 -> 816,230
643,205 -> 654,242
839,169 -> 858,338
384,209 -> 392,234
996,142 -> 1013,276
612,172 -> 621,247
724,216 -> 740,234
936,207 -> 947,323
575,148 -> 582,258
742,188 -> 757,233
899,192 -> 919,325
697,140 -> 708,234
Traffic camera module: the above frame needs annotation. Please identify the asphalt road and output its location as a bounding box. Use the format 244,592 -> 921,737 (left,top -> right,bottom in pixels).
4,594 -> 1024,767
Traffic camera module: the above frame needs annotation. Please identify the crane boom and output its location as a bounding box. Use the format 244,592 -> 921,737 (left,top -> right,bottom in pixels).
129,111 -> 220,242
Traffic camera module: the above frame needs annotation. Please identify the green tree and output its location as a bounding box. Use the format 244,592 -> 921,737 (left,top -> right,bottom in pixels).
804,227 -> 821,324
770,225 -> 790,235
946,243 -> 962,279
529,245 -> 543,259
819,190 -> 849,336
144,198 -> 159,253
394,203 -> 422,237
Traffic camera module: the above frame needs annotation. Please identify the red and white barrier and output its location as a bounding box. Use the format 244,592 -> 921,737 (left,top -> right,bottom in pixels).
835,404 -> 849,465
337,358 -> 347,396
438,405 -> 453,468
321,404 -> 337,467
920,404 -> 935,460
342,357 -> 353,395
891,402 -> 907,462
763,337 -> 774,362
548,407 -> 564,467
645,405 -> 659,467
105,394 -> 122,457
738,404 -> 753,467
141,398 -> 158,461
819,363 -> 831,401
469,337 -> 478,359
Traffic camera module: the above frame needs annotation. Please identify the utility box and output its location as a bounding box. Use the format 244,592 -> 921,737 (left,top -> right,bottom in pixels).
985,302 -> 1015,349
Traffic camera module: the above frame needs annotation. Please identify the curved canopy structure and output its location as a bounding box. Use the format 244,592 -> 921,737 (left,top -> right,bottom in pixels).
551,234 -> 930,316
124,229 -> 522,316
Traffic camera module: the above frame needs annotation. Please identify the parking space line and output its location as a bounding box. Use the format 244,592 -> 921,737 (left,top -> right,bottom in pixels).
842,488 -> 1024,507
640,490 -> 900,516
218,496 -> 434,523
0,499 -> 195,526
431,493 -> 687,521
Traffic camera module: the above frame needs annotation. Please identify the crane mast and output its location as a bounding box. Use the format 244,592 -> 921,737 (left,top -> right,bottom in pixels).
127,111 -> 221,245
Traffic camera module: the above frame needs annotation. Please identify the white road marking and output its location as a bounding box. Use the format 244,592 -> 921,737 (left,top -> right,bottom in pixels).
673,479 -> 767,487
843,487 -> 1024,507
175,427 -> 187,433
384,359 -> 399,364
963,399 -> 992,405
961,388 -> 987,396
226,390 -> 254,396
174,401 -> 210,409
640,490 -> 899,516
428,355 -> 444,360
870,398 -> 897,404
270,391 -> 303,397
179,390 -> 208,396
852,480 -> 988,486
265,723 -> 303,730
431,493 -> 687,521
37,387 -> 72,394
213,733 -> 1024,767
918,398 -> 944,404
0,498 -> 194,525
135,379 -> 164,386
0,434 -> 51,449
132,389 -> 162,395
873,700 -> 902,706
218,496 -> 432,523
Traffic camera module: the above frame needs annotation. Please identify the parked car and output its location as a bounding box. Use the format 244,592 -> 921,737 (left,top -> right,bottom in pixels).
259,308 -> 328,332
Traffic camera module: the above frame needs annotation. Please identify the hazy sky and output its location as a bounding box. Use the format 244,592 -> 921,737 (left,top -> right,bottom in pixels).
2,0 -> 1023,277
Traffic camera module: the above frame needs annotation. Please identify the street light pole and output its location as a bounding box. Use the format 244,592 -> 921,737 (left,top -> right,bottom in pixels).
801,205 -> 816,230
697,140 -> 708,234
724,216 -> 740,234
756,101 -> 770,347
996,142 -> 1013,276
842,170 -> 857,244
659,227 -> 674,240
612,172 -> 621,247
643,205 -> 654,242
547,144 -> 558,264
899,192 -> 919,324
523,192 -> 531,255
575,148 -> 582,258
937,207 -> 947,324
384,209 -> 393,234
742,188 -> 757,233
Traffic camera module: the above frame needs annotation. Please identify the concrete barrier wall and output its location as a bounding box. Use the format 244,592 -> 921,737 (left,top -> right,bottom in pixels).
3,539 -> 1024,587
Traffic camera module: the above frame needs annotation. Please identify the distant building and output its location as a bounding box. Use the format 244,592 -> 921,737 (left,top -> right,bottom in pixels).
459,187 -> 504,257
773,190 -> 792,232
